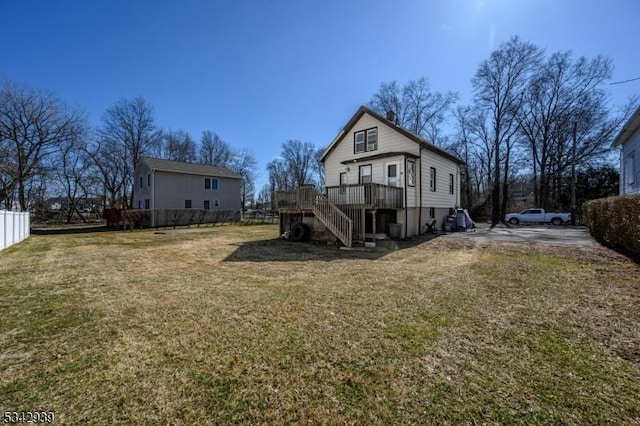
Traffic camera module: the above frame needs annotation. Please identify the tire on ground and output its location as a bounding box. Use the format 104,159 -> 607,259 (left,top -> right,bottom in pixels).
508,218 -> 519,225
551,217 -> 563,226
290,222 -> 309,242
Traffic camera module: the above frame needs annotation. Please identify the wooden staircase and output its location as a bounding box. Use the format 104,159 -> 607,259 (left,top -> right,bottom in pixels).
276,186 -> 353,247
311,191 -> 353,248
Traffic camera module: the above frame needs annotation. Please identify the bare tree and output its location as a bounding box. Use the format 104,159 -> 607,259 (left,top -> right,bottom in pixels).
229,148 -> 257,211
162,129 -> 196,162
0,77 -> 84,210
98,97 -> 161,208
472,36 -> 543,225
256,184 -> 271,210
86,137 -> 127,208
281,140 -> 318,187
51,123 -> 94,223
517,52 -> 618,208
370,77 -> 458,144
199,130 -> 233,166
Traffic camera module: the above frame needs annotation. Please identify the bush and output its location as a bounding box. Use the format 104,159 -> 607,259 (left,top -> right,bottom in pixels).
583,194 -> 640,260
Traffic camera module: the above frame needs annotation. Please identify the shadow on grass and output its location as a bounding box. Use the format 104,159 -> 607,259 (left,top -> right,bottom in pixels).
31,225 -> 117,235
223,233 -> 441,262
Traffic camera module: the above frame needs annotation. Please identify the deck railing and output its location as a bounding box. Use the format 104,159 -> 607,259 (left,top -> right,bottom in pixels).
326,183 -> 403,209
275,185 -> 317,210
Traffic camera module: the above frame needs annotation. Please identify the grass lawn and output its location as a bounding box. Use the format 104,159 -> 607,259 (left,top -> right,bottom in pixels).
1,224 -> 639,424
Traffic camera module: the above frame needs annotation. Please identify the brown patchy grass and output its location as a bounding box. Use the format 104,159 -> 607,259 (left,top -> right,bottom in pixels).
1,224 -> 639,424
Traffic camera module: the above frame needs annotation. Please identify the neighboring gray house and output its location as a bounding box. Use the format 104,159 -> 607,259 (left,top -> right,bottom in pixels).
134,157 -> 241,211
613,105 -> 640,196
276,106 -> 464,246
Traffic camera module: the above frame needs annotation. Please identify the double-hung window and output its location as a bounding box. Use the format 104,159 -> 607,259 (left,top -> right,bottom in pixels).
205,177 -> 219,190
359,165 -> 372,184
449,174 -> 455,195
625,151 -> 636,186
354,127 -> 378,154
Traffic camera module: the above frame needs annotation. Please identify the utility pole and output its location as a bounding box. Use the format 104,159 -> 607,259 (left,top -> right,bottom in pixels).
571,121 -> 577,226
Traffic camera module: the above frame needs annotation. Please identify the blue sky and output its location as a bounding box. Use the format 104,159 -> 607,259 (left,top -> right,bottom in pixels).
2,0 -> 638,191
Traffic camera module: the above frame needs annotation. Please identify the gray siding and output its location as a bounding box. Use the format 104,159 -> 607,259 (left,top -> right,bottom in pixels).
134,162 -> 241,211
152,171 -> 241,210
134,162 -> 152,209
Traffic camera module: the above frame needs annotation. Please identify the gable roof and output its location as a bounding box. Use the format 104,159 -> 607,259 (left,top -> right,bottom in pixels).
139,157 -> 241,179
612,104 -> 640,148
320,105 -> 464,165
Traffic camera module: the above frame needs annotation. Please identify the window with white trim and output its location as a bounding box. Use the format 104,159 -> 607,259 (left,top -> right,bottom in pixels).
406,160 -> 415,187
204,177 -> 219,190
359,165 -> 372,184
626,151 -> 636,185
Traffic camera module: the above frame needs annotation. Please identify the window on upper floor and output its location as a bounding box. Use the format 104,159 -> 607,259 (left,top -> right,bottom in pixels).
449,174 -> 454,195
147,174 -> 151,186
430,167 -> 437,192
205,177 -> 219,190
139,176 -> 143,188
354,127 -> 378,154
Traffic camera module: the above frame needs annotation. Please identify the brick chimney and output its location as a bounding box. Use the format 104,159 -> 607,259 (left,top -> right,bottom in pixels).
386,110 -> 395,122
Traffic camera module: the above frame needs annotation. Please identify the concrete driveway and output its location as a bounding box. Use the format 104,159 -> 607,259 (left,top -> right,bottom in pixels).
441,224 -> 595,247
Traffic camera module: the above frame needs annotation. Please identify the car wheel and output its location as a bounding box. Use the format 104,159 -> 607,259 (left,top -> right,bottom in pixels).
551,217 -> 563,226
508,218 -> 519,225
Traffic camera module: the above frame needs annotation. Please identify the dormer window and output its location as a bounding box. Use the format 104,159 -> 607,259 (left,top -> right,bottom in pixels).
354,127 -> 378,154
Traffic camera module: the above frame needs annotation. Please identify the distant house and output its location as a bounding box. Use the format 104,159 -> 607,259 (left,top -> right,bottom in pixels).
134,157 -> 242,211
613,105 -> 640,196
276,106 -> 464,246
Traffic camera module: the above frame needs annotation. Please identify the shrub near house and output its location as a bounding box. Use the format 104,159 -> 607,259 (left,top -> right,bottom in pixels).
583,194 -> 640,260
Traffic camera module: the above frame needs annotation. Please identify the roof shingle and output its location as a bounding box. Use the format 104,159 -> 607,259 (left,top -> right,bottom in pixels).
140,157 -> 241,179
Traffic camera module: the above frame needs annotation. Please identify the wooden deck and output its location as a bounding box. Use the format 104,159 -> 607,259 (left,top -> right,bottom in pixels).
275,184 -> 403,247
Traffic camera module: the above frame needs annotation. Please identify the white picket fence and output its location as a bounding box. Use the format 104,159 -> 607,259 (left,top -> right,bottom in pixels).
0,210 -> 30,251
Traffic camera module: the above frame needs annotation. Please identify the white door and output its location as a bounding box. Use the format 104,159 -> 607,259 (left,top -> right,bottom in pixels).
385,162 -> 400,186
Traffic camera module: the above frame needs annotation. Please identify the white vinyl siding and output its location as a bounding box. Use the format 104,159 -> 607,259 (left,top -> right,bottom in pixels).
324,113 -> 419,187
421,149 -> 460,208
